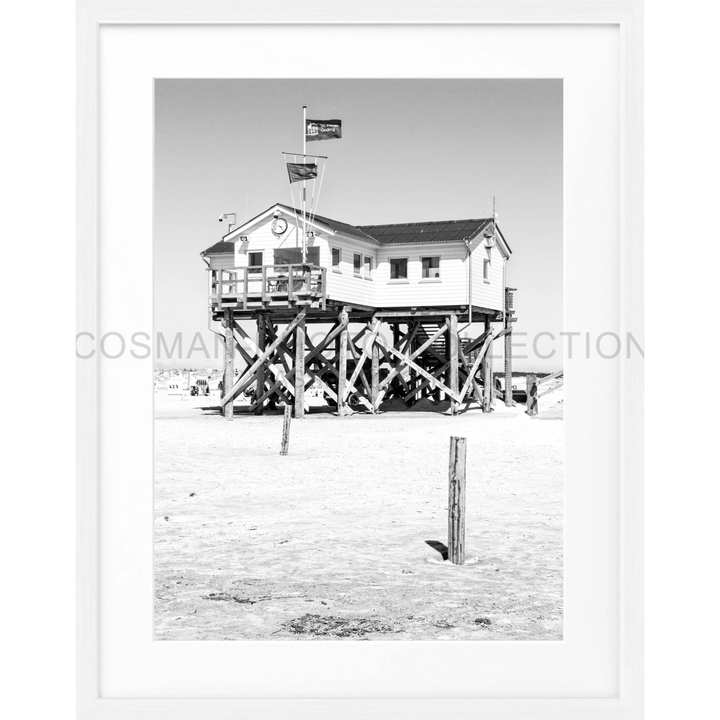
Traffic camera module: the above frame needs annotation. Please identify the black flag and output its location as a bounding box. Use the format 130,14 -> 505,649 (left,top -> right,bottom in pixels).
286,162 -> 318,184
305,119 -> 342,141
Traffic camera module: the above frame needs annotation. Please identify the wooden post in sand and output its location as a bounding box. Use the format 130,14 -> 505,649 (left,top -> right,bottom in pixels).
526,373 -> 538,416
337,306 -> 349,416
280,404 -> 292,455
448,436 -> 467,565
223,308 -> 234,420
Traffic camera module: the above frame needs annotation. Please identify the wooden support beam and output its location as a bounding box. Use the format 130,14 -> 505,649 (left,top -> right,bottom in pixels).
403,362 -> 451,402
294,314 -> 306,419
458,346 -> 485,407
526,373 -> 538,416
223,309 -> 234,420
448,314 -> 459,415
482,316 -> 493,412
537,369 -> 564,385
338,306 -> 349,416
375,335 -> 462,403
254,313 -> 267,415
504,287 -> 514,407
345,337 -> 374,406
344,320 -> 382,402
220,310 -> 306,406
295,320 -> 305,420
378,343 -> 410,395
378,323 -> 446,393
458,330 -> 496,404
371,321 -> 380,409
233,320 -> 297,404
448,436 -> 467,565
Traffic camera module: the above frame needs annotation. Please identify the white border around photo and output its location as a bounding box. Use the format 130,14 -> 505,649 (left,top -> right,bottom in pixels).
77,2 -> 642,718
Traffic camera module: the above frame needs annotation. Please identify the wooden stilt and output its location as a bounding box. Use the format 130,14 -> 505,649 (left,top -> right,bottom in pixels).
448,314 -> 459,415
371,319 -> 380,410
254,313 -> 267,415
223,309 -> 234,420
294,314 -> 306,419
482,316 -> 493,412
221,311 -> 305,407
504,287 -> 515,407
337,306 -> 349,416
448,436 -> 467,565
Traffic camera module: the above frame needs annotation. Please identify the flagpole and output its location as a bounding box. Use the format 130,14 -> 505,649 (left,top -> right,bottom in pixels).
302,105 -> 307,264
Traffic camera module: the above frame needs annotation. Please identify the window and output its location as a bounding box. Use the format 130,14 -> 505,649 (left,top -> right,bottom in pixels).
353,253 -> 362,275
331,247 -> 341,271
273,247 -> 320,266
483,258 -> 491,282
421,256 -> 440,279
390,257 -> 408,280
363,256 -> 373,279
248,251 -> 263,273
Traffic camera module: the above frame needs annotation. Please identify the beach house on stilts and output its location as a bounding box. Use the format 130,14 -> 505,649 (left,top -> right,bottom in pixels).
201,202 -> 516,419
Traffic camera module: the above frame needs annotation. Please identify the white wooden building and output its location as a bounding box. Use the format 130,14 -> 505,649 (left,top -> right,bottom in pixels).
201,202 -> 511,315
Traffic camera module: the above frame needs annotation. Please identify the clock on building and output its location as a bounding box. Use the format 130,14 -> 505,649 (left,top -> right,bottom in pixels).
271,217 -> 288,235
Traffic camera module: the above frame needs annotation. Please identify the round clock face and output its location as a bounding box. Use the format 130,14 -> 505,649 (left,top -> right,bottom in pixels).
271,217 -> 288,235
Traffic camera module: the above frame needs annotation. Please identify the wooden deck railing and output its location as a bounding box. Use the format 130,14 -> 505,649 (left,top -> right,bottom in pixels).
209,264 -> 327,311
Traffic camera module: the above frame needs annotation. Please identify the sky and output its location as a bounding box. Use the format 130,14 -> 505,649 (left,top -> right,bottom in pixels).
154,79 -> 562,370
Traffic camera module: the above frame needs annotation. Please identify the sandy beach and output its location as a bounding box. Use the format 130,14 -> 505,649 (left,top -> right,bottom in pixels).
154,391 -> 564,641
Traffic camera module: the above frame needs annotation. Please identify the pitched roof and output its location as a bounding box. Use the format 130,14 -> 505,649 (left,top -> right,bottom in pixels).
201,203 -> 511,255
275,204 -> 378,244
200,240 -> 234,255
358,217 -> 495,245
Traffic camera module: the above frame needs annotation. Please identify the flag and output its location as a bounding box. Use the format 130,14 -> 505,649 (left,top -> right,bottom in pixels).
286,162 -> 318,184
305,119 -> 342,141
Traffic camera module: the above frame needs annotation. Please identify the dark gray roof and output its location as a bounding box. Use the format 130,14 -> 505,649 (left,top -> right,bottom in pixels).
276,204 -> 378,244
201,241 -> 234,255
358,217 -> 495,245
202,204 -> 507,255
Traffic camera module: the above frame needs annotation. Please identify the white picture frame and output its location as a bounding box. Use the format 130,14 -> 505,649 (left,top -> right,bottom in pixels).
77,1 -> 643,718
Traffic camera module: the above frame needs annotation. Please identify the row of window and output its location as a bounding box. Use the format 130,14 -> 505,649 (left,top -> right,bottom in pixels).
247,248 -> 490,283
332,249 -> 445,280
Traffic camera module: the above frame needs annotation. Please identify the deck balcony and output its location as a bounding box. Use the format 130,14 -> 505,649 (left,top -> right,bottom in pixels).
209,264 -> 327,313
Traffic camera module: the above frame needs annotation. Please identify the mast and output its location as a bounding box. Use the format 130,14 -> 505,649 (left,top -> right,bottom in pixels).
302,105 -> 307,263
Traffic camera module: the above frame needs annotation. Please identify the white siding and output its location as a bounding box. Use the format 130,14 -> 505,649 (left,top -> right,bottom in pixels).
469,238 -> 505,311
324,234 -> 377,307
204,254 -> 235,271
374,243 -> 469,307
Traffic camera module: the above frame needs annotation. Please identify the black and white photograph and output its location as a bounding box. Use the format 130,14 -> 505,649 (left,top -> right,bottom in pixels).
70,10 -> 648,708
153,79 -> 564,641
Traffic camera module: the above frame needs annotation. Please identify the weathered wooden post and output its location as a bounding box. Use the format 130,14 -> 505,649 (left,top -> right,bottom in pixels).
294,313 -> 306,419
447,314 -> 459,415
223,308 -> 234,420
448,436 -> 467,565
280,404 -> 292,455
526,373 -> 538,416
254,313 -> 266,415
482,316 -> 493,412
371,320 -> 380,410
337,306 -> 349,416
504,287 -> 515,407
